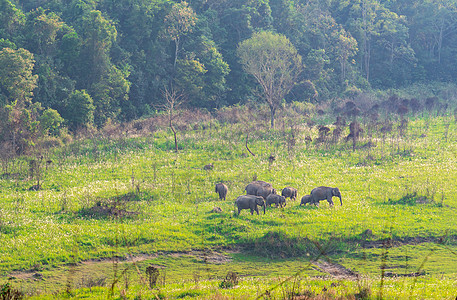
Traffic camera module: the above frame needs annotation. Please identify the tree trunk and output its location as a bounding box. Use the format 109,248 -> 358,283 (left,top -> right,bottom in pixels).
171,125 -> 178,152
169,112 -> 178,152
173,39 -> 179,73
270,106 -> 276,129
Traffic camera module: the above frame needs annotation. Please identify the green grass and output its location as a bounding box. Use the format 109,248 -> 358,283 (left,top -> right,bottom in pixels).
1,113 -> 457,298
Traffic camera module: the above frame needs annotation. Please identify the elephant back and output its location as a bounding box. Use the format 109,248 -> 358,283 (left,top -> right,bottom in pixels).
257,186 -> 275,199
245,183 -> 261,195
216,183 -> 228,193
252,180 -> 272,187
282,187 -> 297,199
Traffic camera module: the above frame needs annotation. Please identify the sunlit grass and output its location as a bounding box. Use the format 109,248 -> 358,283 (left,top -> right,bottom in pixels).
1,114 -> 457,298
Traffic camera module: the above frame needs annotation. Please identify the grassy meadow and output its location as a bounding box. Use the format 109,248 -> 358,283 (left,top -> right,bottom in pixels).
1,105 -> 457,299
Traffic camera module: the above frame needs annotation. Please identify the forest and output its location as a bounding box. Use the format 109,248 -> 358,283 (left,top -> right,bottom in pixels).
1,0 -> 457,151
2,1 -> 457,298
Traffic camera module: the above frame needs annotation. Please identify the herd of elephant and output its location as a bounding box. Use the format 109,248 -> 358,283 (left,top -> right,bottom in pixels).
215,181 -> 342,215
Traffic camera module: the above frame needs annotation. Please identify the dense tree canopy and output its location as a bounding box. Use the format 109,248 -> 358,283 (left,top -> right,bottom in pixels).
0,0 -> 457,135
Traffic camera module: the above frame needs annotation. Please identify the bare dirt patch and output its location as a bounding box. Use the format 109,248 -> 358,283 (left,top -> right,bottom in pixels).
167,250 -> 234,264
312,259 -> 358,280
7,250 -> 233,285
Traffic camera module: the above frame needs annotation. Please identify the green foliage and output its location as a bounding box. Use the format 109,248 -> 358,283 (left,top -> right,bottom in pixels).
62,90 -> 95,129
0,283 -> 23,300
0,0 -> 455,131
237,31 -> 302,127
0,0 -> 457,128
0,0 -> 25,41
0,47 -> 37,105
24,8 -> 63,55
39,108 -> 63,136
0,100 -> 41,154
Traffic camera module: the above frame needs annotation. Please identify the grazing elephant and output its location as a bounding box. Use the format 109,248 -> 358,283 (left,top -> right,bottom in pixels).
235,195 -> 265,215
281,187 -> 298,201
310,186 -> 342,206
215,183 -> 228,200
266,194 -> 286,208
257,186 -> 276,199
300,195 -> 313,206
245,181 -> 276,199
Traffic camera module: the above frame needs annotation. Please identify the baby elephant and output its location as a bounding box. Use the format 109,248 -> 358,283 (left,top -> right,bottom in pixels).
300,195 -> 314,206
281,187 -> 298,201
215,183 -> 228,200
266,194 -> 286,208
235,195 -> 265,215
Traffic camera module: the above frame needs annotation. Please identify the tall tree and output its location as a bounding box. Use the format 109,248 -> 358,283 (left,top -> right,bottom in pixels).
61,89 -> 95,130
25,9 -> 63,56
80,10 -> 117,87
330,26 -> 358,84
0,48 -> 40,155
237,31 -> 302,129
0,47 -> 38,106
0,0 -> 25,42
163,1 -> 197,73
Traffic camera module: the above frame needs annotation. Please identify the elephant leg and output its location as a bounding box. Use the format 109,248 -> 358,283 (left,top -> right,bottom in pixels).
328,197 -> 334,206
238,208 -> 241,215
255,207 -> 259,215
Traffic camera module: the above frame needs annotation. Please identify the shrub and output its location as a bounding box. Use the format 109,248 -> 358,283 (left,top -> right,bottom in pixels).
39,108 -> 64,136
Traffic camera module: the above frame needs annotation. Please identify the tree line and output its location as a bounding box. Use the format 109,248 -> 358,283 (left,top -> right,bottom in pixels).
1,0 -> 457,153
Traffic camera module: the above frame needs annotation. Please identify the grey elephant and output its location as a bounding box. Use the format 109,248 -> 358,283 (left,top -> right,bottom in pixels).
235,195 -> 266,215
215,183 -> 228,200
245,181 -> 271,194
281,187 -> 298,201
266,194 -> 286,208
257,186 -> 276,199
310,186 -> 342,206
245,181 -> 276,199
300,194 -> 313,206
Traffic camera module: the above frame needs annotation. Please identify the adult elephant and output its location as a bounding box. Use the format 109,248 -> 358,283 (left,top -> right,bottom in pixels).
310,186 -> 342,206
245,181 -> 271,194
281,187 -> 297,201
215,183 -> 228,200
235,195 -> 266,215
245,181 -> 276,199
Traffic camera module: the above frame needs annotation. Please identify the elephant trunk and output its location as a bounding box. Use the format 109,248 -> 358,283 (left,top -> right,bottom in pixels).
339,196 -> 342,206
263,203 -> 266,214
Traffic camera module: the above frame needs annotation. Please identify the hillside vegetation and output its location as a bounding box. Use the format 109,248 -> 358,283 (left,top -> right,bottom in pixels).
3,0 -> 457,156
1,102 -> 457,298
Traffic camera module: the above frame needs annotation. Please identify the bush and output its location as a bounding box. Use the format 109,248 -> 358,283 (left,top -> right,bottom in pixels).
246,230 -> 317,258
39,108 -> 64,136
